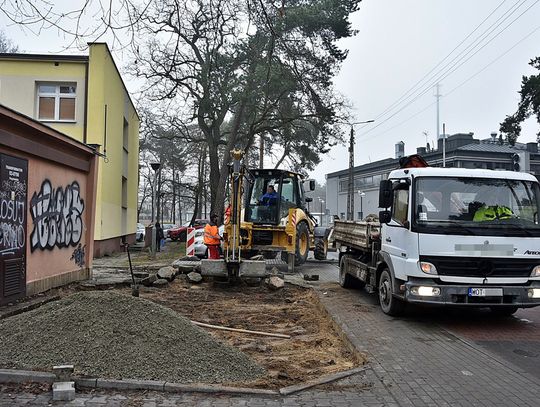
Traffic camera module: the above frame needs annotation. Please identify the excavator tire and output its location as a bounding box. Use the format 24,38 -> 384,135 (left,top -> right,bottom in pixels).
294,222 -> 310,266
314,237 -> 327,260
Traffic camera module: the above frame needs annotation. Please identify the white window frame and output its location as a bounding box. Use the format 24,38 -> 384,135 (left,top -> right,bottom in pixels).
36,83 -> 77,122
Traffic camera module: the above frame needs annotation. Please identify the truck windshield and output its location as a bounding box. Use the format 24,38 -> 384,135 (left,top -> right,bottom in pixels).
414,177 -> 540,236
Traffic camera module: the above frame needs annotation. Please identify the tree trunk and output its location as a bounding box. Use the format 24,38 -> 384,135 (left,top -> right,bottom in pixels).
211,97 -> 249,219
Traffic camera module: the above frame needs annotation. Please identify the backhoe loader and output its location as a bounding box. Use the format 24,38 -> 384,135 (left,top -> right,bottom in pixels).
201,149 -> 331,279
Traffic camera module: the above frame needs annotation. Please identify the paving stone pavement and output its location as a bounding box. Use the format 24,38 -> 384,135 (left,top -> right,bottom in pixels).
1,259 -> 539,406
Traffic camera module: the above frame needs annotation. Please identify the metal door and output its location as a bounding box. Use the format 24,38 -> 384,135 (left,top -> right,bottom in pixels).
0,153 -> 28,305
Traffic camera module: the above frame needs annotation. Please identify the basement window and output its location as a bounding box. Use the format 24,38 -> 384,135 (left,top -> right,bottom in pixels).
37,83 -> 76,122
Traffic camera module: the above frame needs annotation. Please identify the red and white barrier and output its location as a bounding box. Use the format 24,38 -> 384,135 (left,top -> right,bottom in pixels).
186,227 -> 196,256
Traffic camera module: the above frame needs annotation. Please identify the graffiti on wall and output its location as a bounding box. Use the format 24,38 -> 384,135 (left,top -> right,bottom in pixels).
0,177 -> 27,256
30,180 -> 85,252
70,243 -> 86,267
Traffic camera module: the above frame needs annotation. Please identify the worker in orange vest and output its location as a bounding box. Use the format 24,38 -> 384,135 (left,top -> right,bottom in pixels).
204,213 -> 222,259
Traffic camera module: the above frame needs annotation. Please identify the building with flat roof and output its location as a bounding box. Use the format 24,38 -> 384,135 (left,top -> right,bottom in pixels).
326,133 -> 540,220
0,43 -> 140,256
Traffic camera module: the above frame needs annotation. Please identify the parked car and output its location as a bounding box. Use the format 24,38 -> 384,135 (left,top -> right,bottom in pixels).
136,223 -> 145,242
161,223 -> 178,239
169,219 -> 209,242
194,225 -> 225,258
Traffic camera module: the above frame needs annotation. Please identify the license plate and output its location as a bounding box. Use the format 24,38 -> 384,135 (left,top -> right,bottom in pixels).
468,288 -> 503,297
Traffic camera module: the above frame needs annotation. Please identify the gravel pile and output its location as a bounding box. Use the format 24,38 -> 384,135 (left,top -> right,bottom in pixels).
0,291 -> 264,383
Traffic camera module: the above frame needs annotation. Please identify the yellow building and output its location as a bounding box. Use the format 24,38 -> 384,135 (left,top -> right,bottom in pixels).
0,43 -> 140,256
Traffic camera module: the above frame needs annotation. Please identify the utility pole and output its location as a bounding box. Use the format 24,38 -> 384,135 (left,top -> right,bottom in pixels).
344,119 -> 375,221
347,126 -> 354,221
435,83 -> 442,141
442,123 -> 446,167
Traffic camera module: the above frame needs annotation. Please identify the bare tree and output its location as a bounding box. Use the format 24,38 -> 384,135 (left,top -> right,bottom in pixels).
3,0 -> 361,217
0,30 -> 19,52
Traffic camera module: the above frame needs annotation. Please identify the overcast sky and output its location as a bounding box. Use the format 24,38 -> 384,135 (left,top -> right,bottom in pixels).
2,0 -> 540,184
314,0 -> 540,183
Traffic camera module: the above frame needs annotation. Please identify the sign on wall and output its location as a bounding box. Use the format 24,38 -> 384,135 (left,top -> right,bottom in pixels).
0,153 -> 28,304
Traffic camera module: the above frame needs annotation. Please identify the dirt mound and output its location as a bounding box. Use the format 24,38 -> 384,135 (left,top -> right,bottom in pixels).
0,291 -> 264,383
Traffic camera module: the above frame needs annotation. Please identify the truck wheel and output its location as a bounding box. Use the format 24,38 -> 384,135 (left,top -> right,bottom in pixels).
489,306 -> 518,317
378,269 -> 405,316
339,254 -> 355,288
295,222 -> 310,266
314,238 -> 327,260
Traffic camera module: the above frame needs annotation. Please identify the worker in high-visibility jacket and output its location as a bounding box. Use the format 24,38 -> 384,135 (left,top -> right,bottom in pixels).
204,213 -> 222,259
473,205 -> 514,222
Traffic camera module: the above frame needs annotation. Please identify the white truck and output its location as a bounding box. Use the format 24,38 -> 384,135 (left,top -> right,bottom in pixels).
335,166 -> 540,316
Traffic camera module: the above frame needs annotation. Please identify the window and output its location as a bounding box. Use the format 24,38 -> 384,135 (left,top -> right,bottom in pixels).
414,177 -> 540,236
37,83 -> 76,121
392,189 -> 409,225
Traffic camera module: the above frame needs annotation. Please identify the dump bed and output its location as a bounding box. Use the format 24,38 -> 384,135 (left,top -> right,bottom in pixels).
333,220 -> 381,252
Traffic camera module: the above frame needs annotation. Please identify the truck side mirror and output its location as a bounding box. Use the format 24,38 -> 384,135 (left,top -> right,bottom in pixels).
309,179 -> 316,191
379,180 -> 393,208
379,210 -> 391,224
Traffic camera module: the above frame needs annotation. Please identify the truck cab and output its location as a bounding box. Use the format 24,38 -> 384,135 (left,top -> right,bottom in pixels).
378,167 -> 540,314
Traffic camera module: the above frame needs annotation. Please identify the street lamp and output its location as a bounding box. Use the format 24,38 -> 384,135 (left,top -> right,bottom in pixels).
358,191 -> 365,220
150,162 -> 161,256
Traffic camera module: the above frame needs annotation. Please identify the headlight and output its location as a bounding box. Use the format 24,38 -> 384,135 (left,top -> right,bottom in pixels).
531,266 -> 540,277
419,261 -> 437,275
528,288 -> 540,298
410,286 -> 441,297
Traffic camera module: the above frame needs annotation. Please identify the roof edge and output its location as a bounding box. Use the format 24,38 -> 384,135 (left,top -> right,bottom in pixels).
87,42 -> 140,122
0,53 -> 88,62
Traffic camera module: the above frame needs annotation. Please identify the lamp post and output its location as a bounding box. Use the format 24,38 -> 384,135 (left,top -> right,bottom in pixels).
358,191 -> 365,220
150,162 -> 161,256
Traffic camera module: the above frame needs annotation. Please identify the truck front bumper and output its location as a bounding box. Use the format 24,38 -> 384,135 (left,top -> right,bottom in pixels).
403,279 -> 540,307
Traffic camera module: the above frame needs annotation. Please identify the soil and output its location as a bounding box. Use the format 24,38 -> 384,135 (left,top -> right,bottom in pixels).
67,279 -> 365,389
8,277 -> 366,389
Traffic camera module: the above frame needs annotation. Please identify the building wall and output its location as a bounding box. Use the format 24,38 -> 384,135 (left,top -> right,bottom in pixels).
0,106 -> 97,301
25,156 -> 91,288
0,59 -> 86,142
327,175 -> 383,220
86,44 -> 140,250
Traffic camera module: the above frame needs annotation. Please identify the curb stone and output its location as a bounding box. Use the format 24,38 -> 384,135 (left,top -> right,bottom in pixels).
0,369 -> 55,383
96,378 -> 166,391
279,366 -> 368,395
0,366 -> 367,396
163,383 -> 279,395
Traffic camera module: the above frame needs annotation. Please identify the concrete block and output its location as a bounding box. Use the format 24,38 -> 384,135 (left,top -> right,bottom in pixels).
239,260 -> 268,277
53,364 -> 74,381
52,381 -> 75,401
200,259 -> 228,277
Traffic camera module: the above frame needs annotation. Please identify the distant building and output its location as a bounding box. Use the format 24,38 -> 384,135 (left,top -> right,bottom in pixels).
0,43 -> 140,256
326,133 -> 540,220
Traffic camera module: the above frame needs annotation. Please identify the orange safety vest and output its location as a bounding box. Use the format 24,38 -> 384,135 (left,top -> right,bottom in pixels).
203,224 -> 220,245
